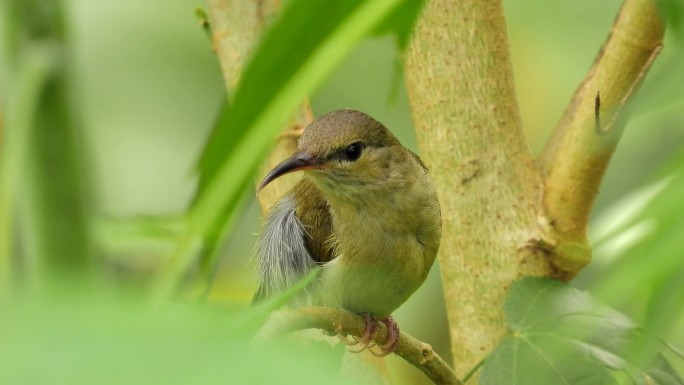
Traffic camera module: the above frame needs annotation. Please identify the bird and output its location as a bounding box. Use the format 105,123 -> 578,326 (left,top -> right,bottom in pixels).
254,109 -> 441,354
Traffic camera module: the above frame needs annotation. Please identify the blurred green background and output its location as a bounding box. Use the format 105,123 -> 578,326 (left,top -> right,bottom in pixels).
1,0 -> 683,384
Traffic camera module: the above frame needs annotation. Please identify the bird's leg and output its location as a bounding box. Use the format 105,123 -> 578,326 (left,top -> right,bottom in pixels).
369,316 -> 400,357
344,314 -> 378,352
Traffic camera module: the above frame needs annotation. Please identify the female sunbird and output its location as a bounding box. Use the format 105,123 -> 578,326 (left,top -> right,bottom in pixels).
255,109 -> 441,354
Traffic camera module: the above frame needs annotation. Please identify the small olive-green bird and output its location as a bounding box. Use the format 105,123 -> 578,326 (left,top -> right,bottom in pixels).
255,109 -> 441,353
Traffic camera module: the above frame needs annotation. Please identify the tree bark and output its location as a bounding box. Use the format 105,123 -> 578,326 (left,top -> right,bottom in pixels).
405,0 -> 553,376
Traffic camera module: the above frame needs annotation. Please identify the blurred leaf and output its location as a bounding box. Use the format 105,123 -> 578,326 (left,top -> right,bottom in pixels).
593,148 -> 684,306
94,215 -> 186,271
231,267 -> 319,336
0,278 -> 349,385
630,275 -> 684,368
592,177 -> 671,247
372,0 -> 426,52
371,0 -> 426,105
1,0 -> 93,281
480,278 -> 683,385
0,46 -> 56,292
658,0 -> 684,45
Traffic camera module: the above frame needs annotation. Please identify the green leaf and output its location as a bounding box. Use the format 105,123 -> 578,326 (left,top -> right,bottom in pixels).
480,278 -> 683,385
658,0 -> 684,45
0,279 -> 350,385
1,0 -> 93,283
593,159 -> 684,304
230,267 -> 320,336
481,333 -> 620,385
372,0 -> 426,52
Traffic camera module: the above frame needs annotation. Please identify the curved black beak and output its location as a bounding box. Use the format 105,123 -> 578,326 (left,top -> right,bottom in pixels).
258,152 -> 322,192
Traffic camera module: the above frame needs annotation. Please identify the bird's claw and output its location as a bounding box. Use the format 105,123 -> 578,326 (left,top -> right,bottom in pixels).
372,316 -> 400,357
345,314 -> 377,352
340,315 -> 399,356
337,334 -> 359,346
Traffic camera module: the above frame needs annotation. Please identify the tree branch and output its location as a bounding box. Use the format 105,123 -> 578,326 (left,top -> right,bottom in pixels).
404,0 -> 555,377
256,307 -> 461,385
537,0 -> 665,274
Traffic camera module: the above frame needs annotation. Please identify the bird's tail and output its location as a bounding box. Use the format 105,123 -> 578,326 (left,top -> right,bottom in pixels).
253,195 -> 316,304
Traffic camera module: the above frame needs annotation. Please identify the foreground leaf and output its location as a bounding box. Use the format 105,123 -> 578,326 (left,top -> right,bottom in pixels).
480,277 -> 683,385
0,278 -> 348,385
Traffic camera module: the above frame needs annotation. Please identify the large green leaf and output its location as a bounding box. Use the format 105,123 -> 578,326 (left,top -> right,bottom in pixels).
0,276 -> 347,385
480,278 -> 683,385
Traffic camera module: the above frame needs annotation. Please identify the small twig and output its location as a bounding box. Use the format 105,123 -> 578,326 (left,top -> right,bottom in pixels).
256,307 -> 461,385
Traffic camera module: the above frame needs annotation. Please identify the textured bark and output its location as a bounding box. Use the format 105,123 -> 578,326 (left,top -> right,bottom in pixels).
405,0 -> 553,376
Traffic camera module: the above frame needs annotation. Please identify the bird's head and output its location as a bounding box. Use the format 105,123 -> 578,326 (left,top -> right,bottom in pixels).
258,109 -> 405,199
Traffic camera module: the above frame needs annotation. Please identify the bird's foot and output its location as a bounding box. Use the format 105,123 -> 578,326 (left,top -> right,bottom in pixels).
369,316 -> 400,357
345,314 -> 377,352
339,314 -> 400,356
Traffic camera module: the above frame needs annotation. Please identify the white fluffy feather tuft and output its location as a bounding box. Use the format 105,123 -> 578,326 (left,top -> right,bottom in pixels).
255,194 -> 316,302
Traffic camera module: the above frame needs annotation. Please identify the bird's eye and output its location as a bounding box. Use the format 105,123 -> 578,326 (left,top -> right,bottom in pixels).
343,142 -> 363,161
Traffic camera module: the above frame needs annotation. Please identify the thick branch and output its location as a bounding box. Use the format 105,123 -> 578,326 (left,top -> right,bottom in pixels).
538,0 -> 664,274
405,0 -> 554,377
256,307 -> 461,385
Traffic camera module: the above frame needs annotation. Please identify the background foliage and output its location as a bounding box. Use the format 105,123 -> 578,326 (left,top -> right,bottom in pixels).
1,0 -> 683,384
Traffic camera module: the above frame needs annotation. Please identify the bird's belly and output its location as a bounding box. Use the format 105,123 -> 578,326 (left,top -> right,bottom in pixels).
317,234 -> 427,318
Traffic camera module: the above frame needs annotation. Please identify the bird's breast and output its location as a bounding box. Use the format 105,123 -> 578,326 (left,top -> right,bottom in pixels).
318,183 -> 441,318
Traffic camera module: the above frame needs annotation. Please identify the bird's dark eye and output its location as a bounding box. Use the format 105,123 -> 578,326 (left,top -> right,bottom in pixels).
343,142 -> 363,161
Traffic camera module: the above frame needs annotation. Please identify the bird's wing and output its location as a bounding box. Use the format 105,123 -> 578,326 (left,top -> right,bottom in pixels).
253,178 -> 334,303
292,178 -> 335,264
